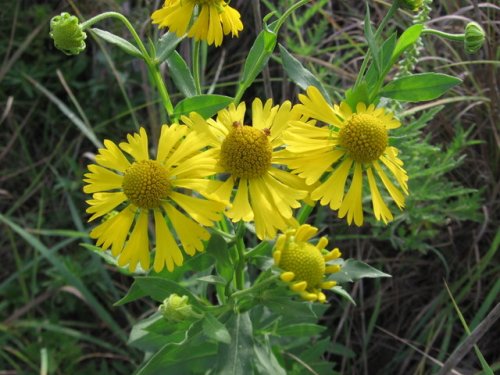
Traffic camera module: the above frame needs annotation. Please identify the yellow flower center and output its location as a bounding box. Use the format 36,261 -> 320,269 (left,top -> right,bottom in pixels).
122,160 -> 171,209
339,113 -> 388,163
219,123 -> 272,179
279,241 -> 325,290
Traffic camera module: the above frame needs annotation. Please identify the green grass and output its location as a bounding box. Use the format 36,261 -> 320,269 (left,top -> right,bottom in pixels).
1,0 -> 498,373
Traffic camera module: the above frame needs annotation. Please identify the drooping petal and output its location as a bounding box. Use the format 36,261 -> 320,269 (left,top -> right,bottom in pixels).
227,178 -> 254,222
169,191 -> 223,226
86,192 -> 127,221
366,167 -> 393,224
118,210 -> 150,271
312,158 -> 353,210
153,209 -> 183,272
338,162 -> 364,226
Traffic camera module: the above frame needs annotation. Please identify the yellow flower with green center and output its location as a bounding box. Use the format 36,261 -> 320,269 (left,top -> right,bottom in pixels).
284,86 -> 409,226
151,0 -> 243,47
182,99 -> 309,240
273,224 -> 341,303
83,125 -> 224,272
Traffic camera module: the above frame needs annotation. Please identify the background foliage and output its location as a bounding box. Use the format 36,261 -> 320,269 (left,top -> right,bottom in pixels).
1,0 -> 499,374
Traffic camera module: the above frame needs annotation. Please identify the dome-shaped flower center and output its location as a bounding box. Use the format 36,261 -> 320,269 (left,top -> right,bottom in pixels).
122,160 -> 171,209
220,123 -> 272,179
279,241 -> 325,289
339,113 -> 388,163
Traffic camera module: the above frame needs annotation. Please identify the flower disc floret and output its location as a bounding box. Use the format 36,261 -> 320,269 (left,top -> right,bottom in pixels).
122,160 -> 171,209
339,114 -> 388,163
220,123 -> 272,179
279,242 -> 325,289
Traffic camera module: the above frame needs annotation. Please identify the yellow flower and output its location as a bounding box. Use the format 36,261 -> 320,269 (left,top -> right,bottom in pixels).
182,99 -> 309,240
151,0 -> 243,47
284,86 -> 409,226
83,125 -> 224,272
273,224 -> 341,303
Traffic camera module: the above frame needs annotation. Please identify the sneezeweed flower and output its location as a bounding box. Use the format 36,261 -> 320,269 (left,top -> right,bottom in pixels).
159,294 -> 203,322
464,22 -> 485,54
151,0 -> 243,47
182,99 -> 309,240
284,86 -> 409,226
273,224 -> 341,303
84,125 -> 224,272
50,12 -> 87,55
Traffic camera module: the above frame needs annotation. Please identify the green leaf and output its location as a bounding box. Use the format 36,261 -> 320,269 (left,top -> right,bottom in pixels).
156,32 -> 182,63
279,44 -> 331,102
331,285 -> 356,305
237,28 -> 277,98
330,259 -> 391,284
365,33 -> 397,89
114,279 -> 148,306
134,276 -> 206,309
379,73 -> 462,102
364,8 -> 381,74
165,51 -> 197,97
253,341 -> 286,375
391,24 -> 423,63
196,275 -> 227,285
90,28 -> 142,59
173,94 -> 233,119
202,314 -> 231,344
345,81 -> 370,111
276,323 -> 326,337
215,312 -> 254,375
205,233 -> 231,267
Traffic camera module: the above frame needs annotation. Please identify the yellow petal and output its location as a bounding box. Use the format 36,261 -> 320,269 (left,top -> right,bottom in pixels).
338,162 -> 364,226
295,224 -> 318,242
90,205 -> 135,255
118,210 -> 150,271
86,192 -> 127,221
311,158 -> 353,209
83,164 -> 123,193
153,209 -> 183,272
227,178 -> 254,222
373,161 -> 406,209
280,271 -> 295,282
170,191 -> 223,226
119,127 -> 149,161
367,167 -> 393,224
164,203 -> 210,256
95,140 -> 130,172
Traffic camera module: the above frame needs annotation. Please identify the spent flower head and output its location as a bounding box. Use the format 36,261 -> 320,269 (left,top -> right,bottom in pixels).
284,86 -> 409,226
273,224 -> 341,303
151,0 -> 243,47
50,12 -> 87,55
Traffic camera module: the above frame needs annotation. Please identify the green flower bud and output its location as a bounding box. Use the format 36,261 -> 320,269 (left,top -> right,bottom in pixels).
400,0 -> 423,11
464,22 -> 485,54
158,294 -> 202,322
50,13 -> 87,55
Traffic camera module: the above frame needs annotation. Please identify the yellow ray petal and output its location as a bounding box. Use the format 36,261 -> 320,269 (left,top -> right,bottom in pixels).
373,161 -> 406,209
311,158 -> 353,209
367,167 -> 393,224
157,124 -> 187,164
295,224 -> 318,242
153,209 -> 183,272
169,191 -> 223,226
83,164 -> 123,193
90,204 -> 135,255
86,192 -> 127,221
338,162 -> 364,226
227,178 -> 254,222
164,203 -> 210,256
119,127 -> 149,161
298,86 -> 342,126
117,210 -> 150,271
95,140 -> 130,172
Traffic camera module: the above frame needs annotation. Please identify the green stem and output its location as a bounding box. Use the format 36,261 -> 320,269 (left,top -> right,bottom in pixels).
297,204 -> 314,224
421,28 -> 465,41
234,222 -> 246,290
273,0 -> 310,34
80,12 -> 174,117
230,275 -> 279,299
192,40 -> 202,95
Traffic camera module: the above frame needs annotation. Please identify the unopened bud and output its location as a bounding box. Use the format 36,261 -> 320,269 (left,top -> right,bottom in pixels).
158,294 -> 202,322
50,13 -> 87,55
464,22 -> 485,54
400,0 -> 423,11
